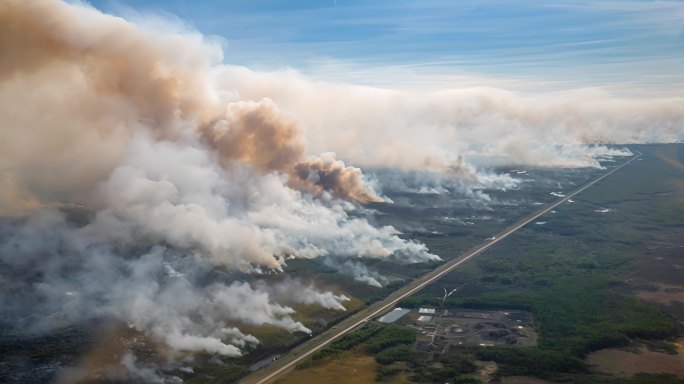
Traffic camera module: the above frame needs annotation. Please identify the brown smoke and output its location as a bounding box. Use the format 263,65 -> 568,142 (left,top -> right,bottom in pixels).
0,0 -> 379,216
203,100 -> 382,202
293,154 -> 383,203
203,100 -> 305,173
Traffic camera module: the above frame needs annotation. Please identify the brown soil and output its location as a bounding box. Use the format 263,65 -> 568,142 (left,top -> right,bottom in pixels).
586,339 -> 684,378
636,282 -> 684,306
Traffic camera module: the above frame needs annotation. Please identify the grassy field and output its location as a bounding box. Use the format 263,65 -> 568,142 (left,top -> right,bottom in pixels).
587,338 -> 684,378
293,322 -> 481,383
275,350 -> 414,384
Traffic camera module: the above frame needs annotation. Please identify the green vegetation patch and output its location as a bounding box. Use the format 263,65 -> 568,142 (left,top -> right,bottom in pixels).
364,324 -> 417,354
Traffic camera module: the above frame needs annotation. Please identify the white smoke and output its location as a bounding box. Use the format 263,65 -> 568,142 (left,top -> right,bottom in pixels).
0,132 -> 431,359
216,66 -> 682,171
368,167 -> 520,201
121,353 -> 182,384
90,134 -> 436,270
323,258 -> 391,288
254,278 -> 350,311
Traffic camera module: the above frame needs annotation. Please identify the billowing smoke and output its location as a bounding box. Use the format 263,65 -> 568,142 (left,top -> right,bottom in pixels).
254,278 -> 351,311
292,153 -> 382,203
0,0 -> 379,216
0,0 -> 434,369
0,132 -> 431,357
202,100 -> 382,202
218,67 -> 683,171
0,209 -> 307,354
368,167 -> 520,203
89,134 -> 409,271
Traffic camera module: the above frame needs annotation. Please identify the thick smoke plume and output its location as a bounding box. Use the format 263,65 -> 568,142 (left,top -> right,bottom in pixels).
0,0 -> 434,369
219,67 -> 683,172
0,0 -> 379,216
203,100 -> 382,203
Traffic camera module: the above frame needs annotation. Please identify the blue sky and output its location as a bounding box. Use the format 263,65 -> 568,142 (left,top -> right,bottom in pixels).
88,0 -> 684,92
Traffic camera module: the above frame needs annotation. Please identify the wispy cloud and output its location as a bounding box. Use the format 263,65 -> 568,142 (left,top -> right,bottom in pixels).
87,0 -> 684,92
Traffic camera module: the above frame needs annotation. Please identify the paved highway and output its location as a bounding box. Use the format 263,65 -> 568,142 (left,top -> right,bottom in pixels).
242,151 -> 641,384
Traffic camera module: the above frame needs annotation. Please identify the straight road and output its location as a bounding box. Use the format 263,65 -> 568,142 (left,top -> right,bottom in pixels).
242,151 -> 642,384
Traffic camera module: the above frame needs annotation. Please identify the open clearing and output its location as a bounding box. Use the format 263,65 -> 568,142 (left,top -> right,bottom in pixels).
272,350 -> 411,384
636,282 -> 684,308
587,339 -> 684,378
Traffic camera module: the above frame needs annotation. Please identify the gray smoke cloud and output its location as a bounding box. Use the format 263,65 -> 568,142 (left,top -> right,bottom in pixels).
202,100 -> 382,203
368,167 -> 521,203
120,353 -> 182,384
254,278 -> 350,311
0,0 -> 380,216
0,0 -> 436,370
217,66 -> 681,172
0,132 -> 430,358
0,209 -> 303,354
